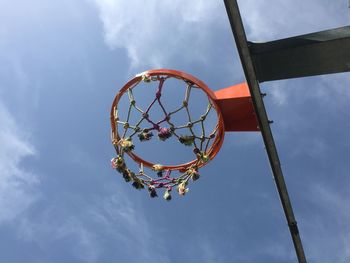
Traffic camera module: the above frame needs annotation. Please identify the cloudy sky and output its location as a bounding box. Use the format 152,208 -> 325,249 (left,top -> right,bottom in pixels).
0,0 -> 349,262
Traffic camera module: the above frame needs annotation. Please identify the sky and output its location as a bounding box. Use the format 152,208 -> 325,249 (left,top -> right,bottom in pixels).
0,0 -> 350,262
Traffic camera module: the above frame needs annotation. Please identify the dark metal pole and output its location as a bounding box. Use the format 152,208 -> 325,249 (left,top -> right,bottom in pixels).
223,1 -> 307,262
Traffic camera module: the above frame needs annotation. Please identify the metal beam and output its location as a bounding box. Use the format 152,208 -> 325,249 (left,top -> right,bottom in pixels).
250,26 -> 350,82
223,0 -> 307,262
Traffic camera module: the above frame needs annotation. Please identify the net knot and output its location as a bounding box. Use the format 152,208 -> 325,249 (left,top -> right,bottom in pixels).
158,127 -> 172,141
148,185 -> 158,198
163,188 -> 172,201
118,138 -> 135,152
177,181 -> 189,196
132,178 -> 144,190
141,73 -> 152,82
111,156 -> 125,171
187,167 -> 200,181
152,164 -> 164,172
179,135 -> 195,146
122,170 -> 131,182
138,130 -> 153,141
197,151 -> 209,163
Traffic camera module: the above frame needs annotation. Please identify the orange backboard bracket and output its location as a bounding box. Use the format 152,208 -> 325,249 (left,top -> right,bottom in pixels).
214,82 -> 259,132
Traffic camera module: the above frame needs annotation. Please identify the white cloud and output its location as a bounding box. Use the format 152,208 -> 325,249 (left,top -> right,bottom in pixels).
238,0 -> 348,41
284,135 -> 328,159
318,73 -> 350,105
269,85 -> 288,106
87,193 -> 171,263
56,218 -> 100,263
18,213 -> 100,263
302,184 -> 350,263
226,132 -> 261,147
18,191 -> 170,263
0,102 -> 39,224
91,0 -> 222,68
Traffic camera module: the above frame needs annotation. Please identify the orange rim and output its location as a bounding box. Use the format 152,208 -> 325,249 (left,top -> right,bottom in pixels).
110,69 -> 225,171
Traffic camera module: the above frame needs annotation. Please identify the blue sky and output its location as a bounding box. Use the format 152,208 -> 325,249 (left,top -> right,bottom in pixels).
0,0 -> 350,262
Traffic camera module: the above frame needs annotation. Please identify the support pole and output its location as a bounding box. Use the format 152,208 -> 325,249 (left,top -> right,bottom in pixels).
223,1 -> 307,262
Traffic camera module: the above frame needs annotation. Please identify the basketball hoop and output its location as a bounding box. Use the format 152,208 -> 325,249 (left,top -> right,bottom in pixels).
110,69 -> 258,200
